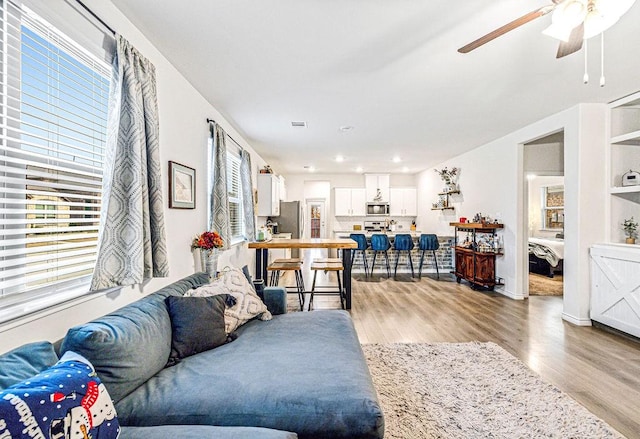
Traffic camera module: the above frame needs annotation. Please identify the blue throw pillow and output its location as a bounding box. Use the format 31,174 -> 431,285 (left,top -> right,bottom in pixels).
0,341 -> 59,391
0,351 -> 120,439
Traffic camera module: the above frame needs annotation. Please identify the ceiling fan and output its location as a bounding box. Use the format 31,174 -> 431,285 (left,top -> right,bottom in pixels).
458,0 -> 637,58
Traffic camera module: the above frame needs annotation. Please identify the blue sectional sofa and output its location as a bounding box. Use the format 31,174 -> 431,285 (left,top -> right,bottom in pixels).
1,273 -> 384,439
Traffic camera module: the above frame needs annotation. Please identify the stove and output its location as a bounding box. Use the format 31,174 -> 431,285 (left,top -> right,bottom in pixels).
364,220 -> 384,232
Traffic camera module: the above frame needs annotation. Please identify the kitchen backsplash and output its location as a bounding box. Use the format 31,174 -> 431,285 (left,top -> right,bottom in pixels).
332,217 -> 415,232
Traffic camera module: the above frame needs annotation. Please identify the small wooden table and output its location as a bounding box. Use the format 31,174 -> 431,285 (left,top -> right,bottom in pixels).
248,238 -> 358,309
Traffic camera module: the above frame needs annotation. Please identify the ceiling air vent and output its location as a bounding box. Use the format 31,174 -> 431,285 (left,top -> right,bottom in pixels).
291,121 -> 307,128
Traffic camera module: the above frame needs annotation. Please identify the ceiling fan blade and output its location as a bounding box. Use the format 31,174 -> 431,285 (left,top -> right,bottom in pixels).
458,7 -> 553,54
556,22 -> 584,58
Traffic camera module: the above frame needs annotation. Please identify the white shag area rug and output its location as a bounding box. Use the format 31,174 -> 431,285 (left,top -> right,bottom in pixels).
362,342 -> 625,439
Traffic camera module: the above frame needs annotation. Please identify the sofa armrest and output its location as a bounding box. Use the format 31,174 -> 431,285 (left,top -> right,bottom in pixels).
263,286 -> 287,315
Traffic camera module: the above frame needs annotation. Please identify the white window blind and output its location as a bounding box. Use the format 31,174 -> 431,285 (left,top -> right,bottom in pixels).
0,1 -> 110,313
226,147 -> 244,243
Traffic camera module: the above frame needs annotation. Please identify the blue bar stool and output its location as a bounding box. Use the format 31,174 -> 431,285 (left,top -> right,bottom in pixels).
418,234 -> 440,279
370,234 -> 391,278
393,234 -> 415,278
349,233 -> 369,277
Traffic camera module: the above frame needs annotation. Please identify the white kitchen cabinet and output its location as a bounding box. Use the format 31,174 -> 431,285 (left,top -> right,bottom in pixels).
257,173 -> 280,216
335,187 -> 366,216
365,174 -> 390,202
390,187 -> 417,216
278,175 -> 287,202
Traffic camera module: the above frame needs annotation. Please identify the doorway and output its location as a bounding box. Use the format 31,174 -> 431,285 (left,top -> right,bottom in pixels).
306,199 -> 326,239
523,132 -> 565,297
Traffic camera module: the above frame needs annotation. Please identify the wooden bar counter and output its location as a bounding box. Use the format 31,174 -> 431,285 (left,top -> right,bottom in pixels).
249,238 -> 357,309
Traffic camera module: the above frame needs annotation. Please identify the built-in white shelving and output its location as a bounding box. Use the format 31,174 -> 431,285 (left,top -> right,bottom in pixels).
610,186 -> 640,195
607,91 -> 640,243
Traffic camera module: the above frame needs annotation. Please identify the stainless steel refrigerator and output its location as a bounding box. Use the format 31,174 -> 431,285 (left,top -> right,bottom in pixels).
278,201 -> 305,257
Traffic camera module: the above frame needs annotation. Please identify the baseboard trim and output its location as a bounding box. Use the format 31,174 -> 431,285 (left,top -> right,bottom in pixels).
497,288 -> 526,300
562,312 -> 592,326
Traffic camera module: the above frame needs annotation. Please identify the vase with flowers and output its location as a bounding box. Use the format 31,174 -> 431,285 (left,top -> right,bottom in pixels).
435,167 -> 459,192
192,231 -> 224,278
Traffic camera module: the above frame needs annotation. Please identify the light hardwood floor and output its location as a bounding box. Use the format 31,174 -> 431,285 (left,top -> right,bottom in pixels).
287,250 -> 640,438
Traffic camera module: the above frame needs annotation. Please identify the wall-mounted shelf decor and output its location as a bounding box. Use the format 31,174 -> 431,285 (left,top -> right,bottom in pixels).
432,189 -> 460,211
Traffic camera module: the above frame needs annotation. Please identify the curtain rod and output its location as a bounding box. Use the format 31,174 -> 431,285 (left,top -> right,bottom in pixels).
74,0 -> 116,36
207,118 -> 243,152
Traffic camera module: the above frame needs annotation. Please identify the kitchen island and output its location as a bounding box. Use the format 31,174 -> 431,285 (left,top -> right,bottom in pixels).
332,230 -> 454,275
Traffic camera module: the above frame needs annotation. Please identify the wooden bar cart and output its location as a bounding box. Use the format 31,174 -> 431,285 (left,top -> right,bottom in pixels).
450,222 -> 503,291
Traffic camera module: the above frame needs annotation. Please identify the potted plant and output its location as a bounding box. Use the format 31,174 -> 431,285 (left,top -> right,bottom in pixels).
622,217 -> 638,244
192,230 -> 224,277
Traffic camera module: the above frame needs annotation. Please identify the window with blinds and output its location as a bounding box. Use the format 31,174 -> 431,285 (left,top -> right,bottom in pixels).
0,2 -> 110,315
226,148 -> 244,244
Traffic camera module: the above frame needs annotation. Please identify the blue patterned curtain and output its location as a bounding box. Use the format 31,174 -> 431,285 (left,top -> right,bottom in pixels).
240,150 -> 256,240
209,122 -> 231,250
91,35 -> 169,291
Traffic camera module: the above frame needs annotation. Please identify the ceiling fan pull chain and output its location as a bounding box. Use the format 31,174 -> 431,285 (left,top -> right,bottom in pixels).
600,32 -> 605,87
583,38 -> 589,84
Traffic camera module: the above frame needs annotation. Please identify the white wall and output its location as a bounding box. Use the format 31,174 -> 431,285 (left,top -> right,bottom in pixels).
0,1 -> 267,352
415,104 -> 607,326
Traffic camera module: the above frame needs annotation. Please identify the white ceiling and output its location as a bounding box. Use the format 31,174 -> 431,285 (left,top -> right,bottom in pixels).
110,0 -> 640,175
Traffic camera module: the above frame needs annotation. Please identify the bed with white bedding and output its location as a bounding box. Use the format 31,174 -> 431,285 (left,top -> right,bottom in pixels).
528,237 -> 564,277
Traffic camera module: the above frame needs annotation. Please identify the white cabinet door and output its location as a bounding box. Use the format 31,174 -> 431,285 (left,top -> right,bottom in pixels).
389,188 -> 404,216
402,187 -> 417,216
390,187 -> 417,216
257,174 -> 280,216
335,188 -> 366,216
334,188 -> 353,216
350,188 -> 367,216
365,174 -> 390,202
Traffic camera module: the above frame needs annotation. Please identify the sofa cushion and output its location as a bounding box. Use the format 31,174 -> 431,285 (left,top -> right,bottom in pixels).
60,273 -> 210,403
0,341 -> 59,391
186,267 -> 272,333
120,425 -> 297,439
0,351 -> 120,439
116,310 -> 384,439
165,295 -> 235,366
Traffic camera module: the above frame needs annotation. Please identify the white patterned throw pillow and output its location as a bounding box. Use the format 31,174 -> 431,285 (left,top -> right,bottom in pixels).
186,267 -> 272,333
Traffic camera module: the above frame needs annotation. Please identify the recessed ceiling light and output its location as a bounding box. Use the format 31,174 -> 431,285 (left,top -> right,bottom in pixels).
336,155 -> 344,162
402,167 -> 409,173
339,125 -> 354,132
291,121 -> 307,128
392,156 -> 401,163
355,166 -> 363,173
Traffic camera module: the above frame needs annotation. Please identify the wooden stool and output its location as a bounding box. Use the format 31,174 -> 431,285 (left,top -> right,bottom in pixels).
267,260 -> 305,311
309,259 -> 344,310
273,258 -> 304,264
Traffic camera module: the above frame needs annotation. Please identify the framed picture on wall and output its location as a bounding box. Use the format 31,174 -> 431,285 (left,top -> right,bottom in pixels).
169,161 -> 196,209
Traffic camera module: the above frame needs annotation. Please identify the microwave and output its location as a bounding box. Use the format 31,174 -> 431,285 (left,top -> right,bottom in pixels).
366,202 -> 390,216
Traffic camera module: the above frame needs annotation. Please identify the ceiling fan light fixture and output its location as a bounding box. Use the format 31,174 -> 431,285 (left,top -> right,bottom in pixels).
543,0 -> 588,41
554,0 -> 588,28
542,23 -> 573,41
583,10 -> 614,39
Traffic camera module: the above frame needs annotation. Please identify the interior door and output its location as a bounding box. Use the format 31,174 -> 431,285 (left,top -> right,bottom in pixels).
306,199 -> 326,238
